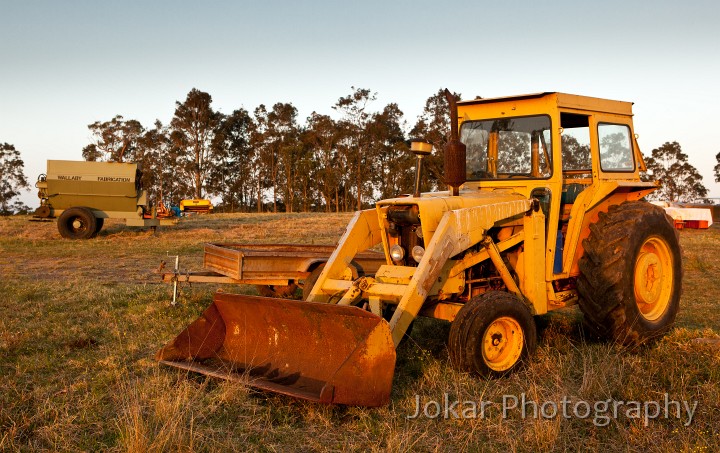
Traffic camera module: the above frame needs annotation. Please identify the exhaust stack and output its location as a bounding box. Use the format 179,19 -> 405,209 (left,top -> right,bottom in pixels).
443,89 -> 466,196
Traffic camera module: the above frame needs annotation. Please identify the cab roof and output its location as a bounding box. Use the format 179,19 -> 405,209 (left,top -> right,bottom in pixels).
457,92 -> 634,116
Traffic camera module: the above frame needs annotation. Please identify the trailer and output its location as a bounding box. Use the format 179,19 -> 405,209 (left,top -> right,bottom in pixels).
32,160 -> 177,239
161,243 -> 386,302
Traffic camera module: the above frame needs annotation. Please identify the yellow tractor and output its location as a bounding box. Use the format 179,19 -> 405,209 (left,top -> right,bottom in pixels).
157,91 -> 681,406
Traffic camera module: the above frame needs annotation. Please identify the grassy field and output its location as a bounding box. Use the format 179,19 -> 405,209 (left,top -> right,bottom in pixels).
1,213 -> 719,452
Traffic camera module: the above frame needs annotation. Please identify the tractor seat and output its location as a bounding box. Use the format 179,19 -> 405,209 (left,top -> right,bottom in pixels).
559,183 -> 587,224
561,183 -> 586,205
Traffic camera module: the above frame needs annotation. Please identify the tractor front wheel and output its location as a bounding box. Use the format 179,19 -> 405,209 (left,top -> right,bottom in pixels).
449,291 -> 537,376
301,261 -> 364,301
577,201 -> 682,345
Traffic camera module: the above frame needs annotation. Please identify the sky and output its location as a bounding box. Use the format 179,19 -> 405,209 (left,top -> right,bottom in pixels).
2,0 -> 720,208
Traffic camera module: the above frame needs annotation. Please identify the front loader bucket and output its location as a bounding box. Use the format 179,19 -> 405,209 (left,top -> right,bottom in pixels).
157,293 -> 396,406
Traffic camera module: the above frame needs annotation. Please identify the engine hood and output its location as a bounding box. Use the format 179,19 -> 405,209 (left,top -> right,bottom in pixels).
376,189 -> 529,240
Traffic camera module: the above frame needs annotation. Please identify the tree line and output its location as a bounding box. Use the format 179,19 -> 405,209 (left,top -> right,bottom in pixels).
80,87 -> 456,213
0,88 -> 717,215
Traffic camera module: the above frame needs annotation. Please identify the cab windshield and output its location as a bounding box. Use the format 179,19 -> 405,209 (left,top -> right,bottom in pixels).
461,115 -> 553,180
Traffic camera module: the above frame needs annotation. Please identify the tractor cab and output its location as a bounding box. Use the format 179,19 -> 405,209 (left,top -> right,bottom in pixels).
457,93 -> 656,278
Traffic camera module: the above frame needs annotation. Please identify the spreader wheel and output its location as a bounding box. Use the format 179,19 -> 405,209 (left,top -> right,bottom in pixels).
57,207 -> 98,240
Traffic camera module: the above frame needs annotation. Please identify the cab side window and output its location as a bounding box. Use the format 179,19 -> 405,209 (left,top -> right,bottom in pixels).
560,113 -> 591,177
598,123 -> 634,171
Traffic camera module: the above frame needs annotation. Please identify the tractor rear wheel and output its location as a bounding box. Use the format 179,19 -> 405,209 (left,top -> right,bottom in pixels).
449,291 -> 537,376
577,201 -> 682,345
57,207 -> 98,240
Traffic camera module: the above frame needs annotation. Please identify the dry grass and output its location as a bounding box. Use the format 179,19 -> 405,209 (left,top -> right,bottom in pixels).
0,214 -> 719,452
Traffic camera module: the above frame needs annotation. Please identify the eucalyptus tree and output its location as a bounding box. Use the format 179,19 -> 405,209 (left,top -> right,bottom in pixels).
366,103 -> 413,199
169,88 -> 223,199
266,103 -> 301,212
333,87 -> 376,210
82,115 -> 144,162
644,141 -> 707,202
137,120 -> 183,206
0,142 -> 29,214
305,112 -> 341,212
211,108 -> 255,211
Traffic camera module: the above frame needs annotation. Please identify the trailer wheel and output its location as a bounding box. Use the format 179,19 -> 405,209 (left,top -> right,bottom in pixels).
57,207 -> 98,240
449,291 -> 536,377
256,283 -> 299,299
94,217 -> 104,235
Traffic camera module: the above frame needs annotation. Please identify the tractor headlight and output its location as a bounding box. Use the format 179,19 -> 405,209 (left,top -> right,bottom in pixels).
411,245 -> 425,262
390,244 -> 405,262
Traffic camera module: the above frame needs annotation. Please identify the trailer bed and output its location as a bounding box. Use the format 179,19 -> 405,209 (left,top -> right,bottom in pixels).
162,243 -> 387,292
203,243 -> 385,281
